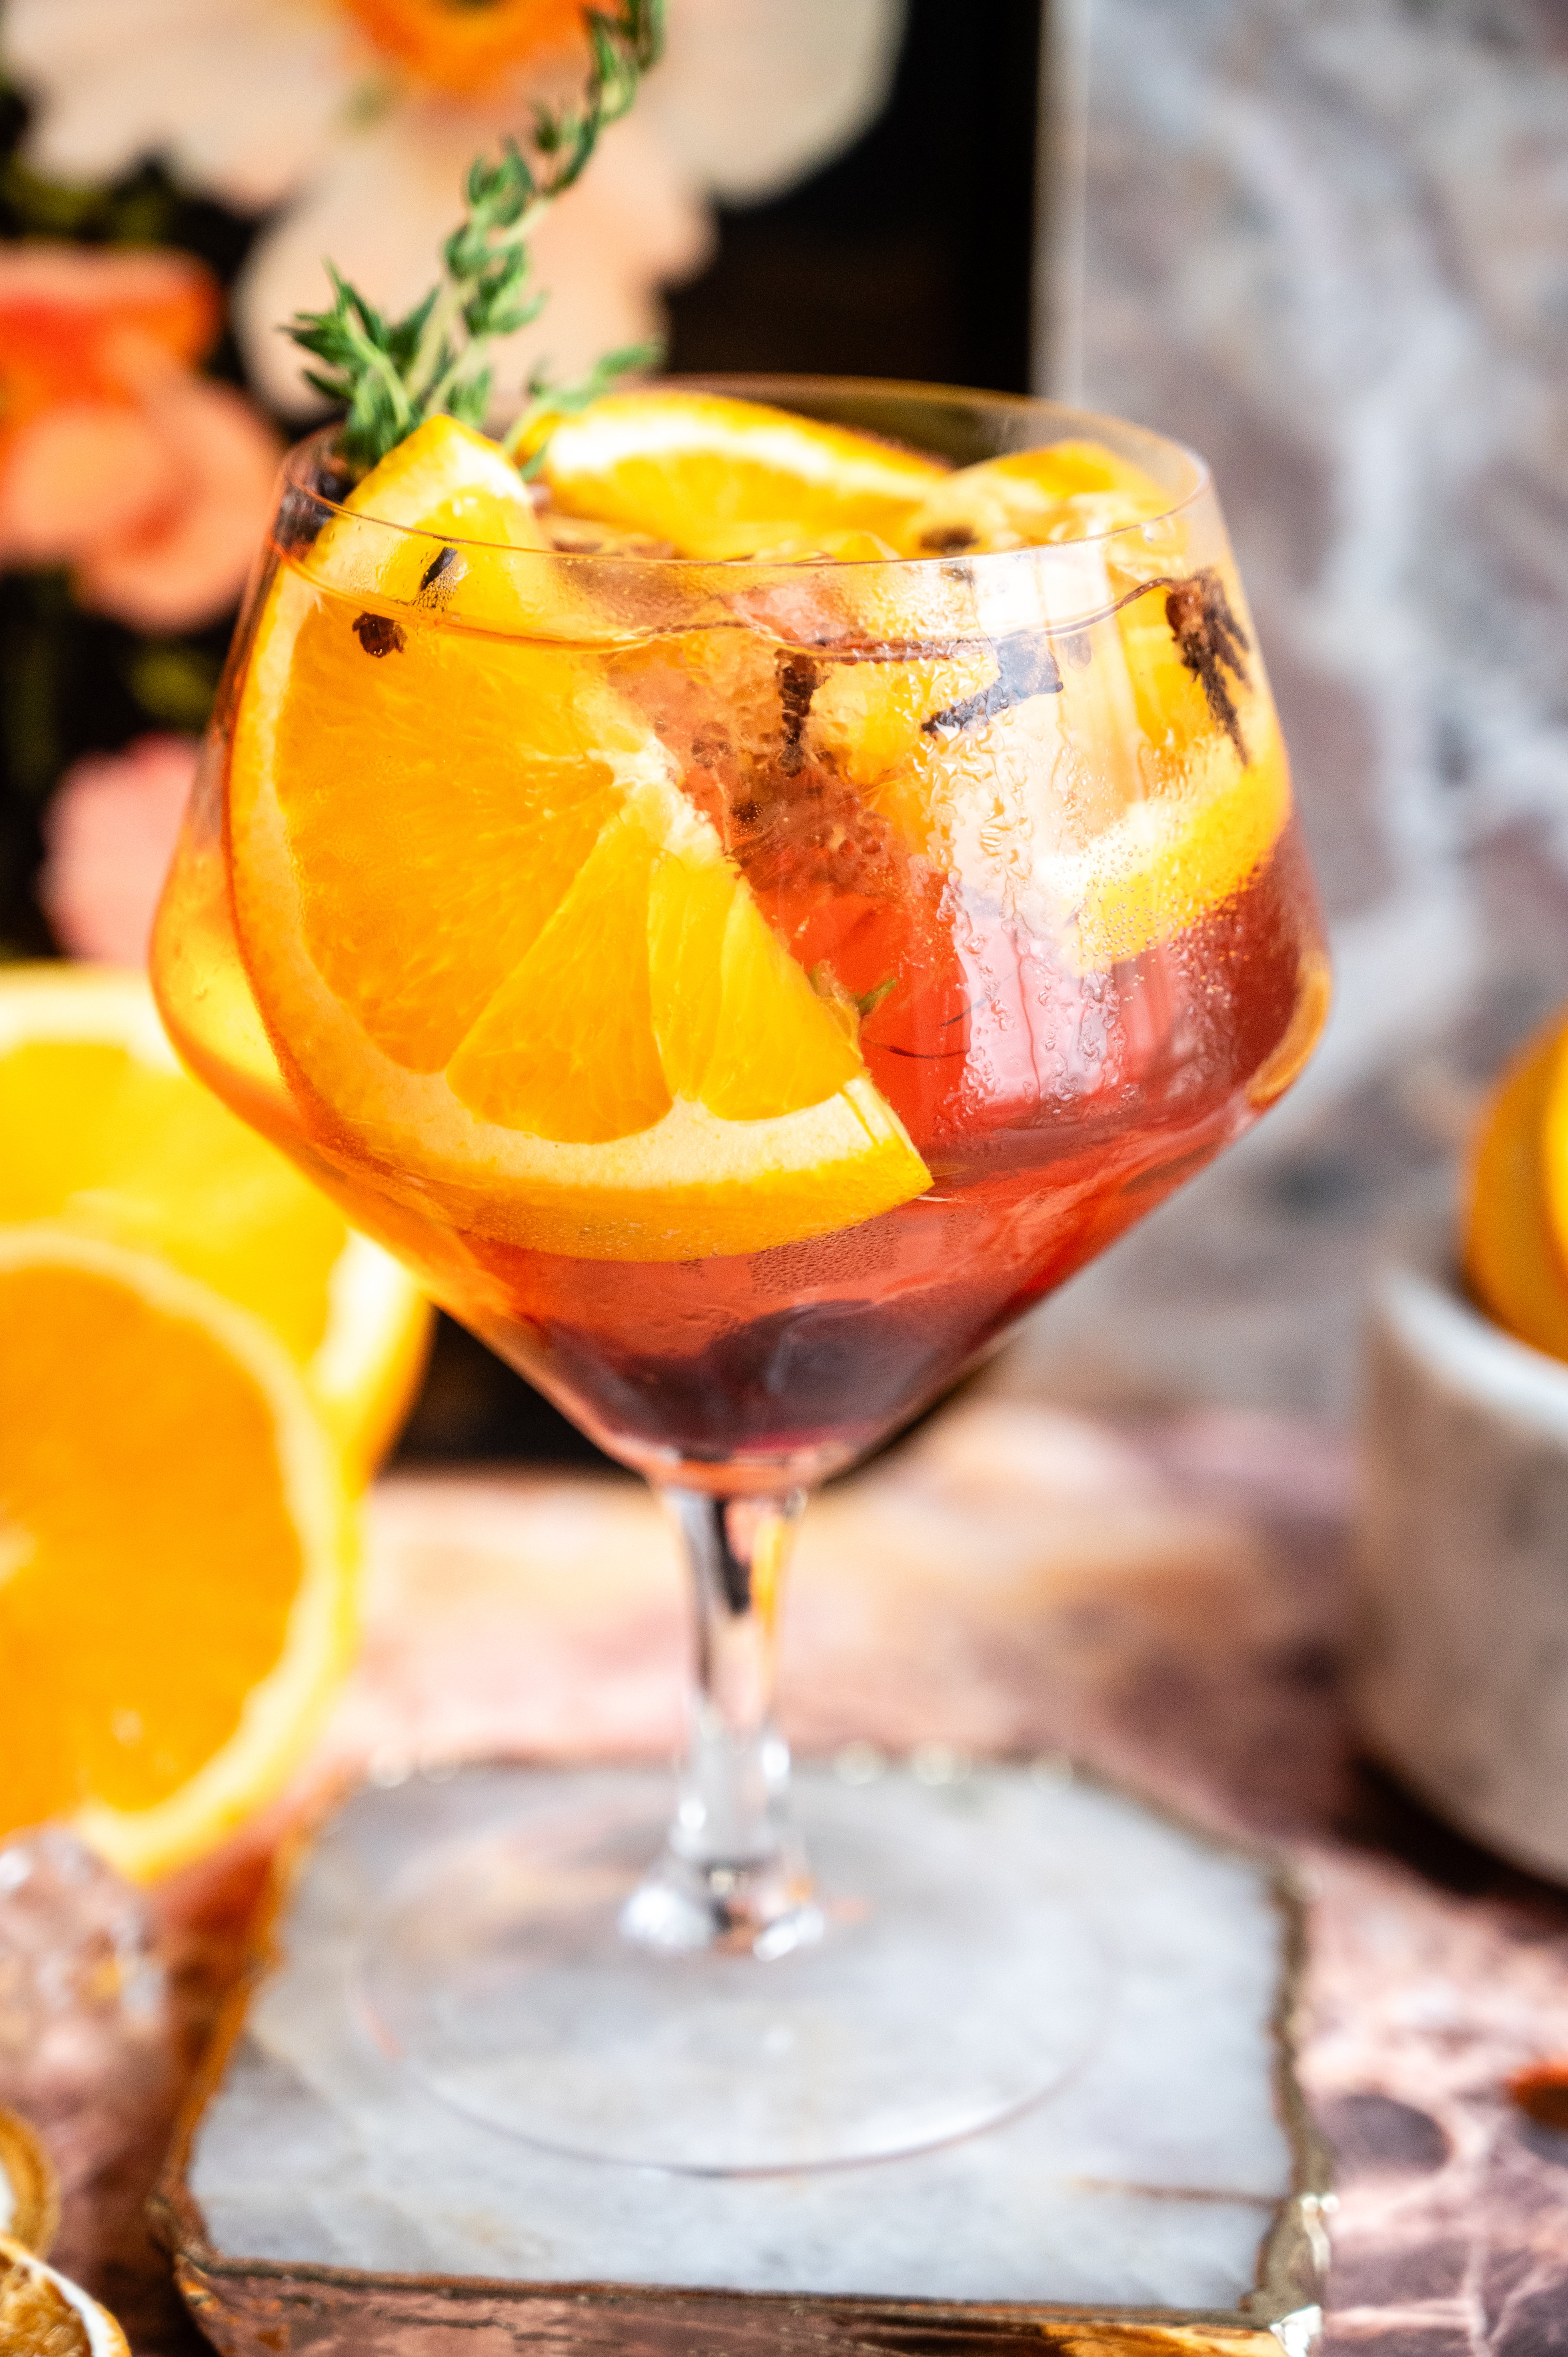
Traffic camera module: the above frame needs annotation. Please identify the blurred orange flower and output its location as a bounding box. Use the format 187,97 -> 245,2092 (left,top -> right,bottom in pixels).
0,245 -> 281,633
339,0 -> 589,94
38,733 -> 197,964
5,0 -> 902,418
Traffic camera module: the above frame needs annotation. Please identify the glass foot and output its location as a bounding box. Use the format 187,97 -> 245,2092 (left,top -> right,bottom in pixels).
354,1770 -> 1112,2175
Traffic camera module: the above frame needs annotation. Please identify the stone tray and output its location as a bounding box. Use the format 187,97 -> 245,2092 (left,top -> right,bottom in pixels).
152,1760 -> 1331,2355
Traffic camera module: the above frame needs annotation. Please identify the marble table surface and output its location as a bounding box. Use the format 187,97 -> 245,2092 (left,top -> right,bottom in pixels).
16,1387 -> 1568,2355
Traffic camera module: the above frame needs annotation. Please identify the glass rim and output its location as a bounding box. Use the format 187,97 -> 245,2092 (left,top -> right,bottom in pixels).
278,374 -> 1216,574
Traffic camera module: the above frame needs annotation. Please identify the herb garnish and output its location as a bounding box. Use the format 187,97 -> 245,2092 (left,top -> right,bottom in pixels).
286,0 -> 664,473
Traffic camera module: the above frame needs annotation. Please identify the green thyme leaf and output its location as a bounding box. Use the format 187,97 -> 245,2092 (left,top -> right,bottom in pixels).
285,0 -> 665,472
505,337 -> 664,472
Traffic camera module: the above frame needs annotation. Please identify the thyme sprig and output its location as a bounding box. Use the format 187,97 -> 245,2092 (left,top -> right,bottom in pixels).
506,338 -> 661,471
287,0 -> 664,471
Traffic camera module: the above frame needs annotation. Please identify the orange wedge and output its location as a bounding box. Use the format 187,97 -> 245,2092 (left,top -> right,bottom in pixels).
896,437 -> 1174,554
0,965 -> 431,1482
525,389 -> 947,558
827,565 -> 1292,972
0,1228 -> 356,1878
1055,720 -> 1295,969
228,420 -> 931,1261
1467,1015 -> 1568,1362
302,412 -> 565,635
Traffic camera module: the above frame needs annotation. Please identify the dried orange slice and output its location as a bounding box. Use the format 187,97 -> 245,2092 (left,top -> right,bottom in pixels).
228,426 -> 931,1261
0,2233 -> 129,2356
0,2109 -> 59,2257
0,965 -> 430,1483
1468,1015 -> 1568,1362
525,389 -> 947,558
0,1229 -> 356,1878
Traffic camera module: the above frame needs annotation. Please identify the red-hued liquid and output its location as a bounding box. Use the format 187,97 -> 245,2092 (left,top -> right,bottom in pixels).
457,820 -> 1320,1481
156,688 -> 1324,1489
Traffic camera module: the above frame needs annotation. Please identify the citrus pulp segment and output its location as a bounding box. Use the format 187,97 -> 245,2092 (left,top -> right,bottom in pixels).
806,651 -> 999,787
444,774 -> 869,1140
0,964 -> 429,1480
0,1227 -> 356,1879
334,413 -> 547,541
447,805 -> 672,1141
525,390 -> 949,557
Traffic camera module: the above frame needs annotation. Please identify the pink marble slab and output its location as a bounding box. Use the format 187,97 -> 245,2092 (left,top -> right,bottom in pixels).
7,1397 -> 1568,2354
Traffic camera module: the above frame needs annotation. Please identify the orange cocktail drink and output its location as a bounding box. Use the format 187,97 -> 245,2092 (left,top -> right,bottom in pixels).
152,378 -> 1330,2165
154,381 -> 1326,1494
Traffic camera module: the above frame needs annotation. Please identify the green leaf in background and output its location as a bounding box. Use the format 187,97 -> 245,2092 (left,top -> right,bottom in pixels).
287,0 -> 666,470
124,643 -> 224,733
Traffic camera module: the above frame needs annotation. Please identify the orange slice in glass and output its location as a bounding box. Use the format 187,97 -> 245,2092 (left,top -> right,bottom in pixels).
228,423 -> 931,1261
896,438 -> 1174,554
525,390 -> 948,558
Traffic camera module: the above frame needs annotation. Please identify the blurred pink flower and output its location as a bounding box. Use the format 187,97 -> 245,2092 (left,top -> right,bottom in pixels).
39,734 -> 197,966
5,0 -> 903,420
0,245 -> 281,633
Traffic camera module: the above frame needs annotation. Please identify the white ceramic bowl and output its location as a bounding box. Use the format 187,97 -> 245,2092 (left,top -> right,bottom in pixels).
1355,1250 -> 1568,1880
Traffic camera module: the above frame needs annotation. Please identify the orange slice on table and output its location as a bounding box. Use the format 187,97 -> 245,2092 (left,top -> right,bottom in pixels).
228,417 -> 931,1261
0,964 -> 431,1483
1466,1015 -> 1568,1362
524,389 -> 948,558
0,1228 -> 356,1878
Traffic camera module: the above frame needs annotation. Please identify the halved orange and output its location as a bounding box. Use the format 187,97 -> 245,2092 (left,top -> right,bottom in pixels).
228,419 -> 931,1261
0,1227 -> 357,1878
1468,1015 -> 1568,1362
525,390 -> 948,558
0,965 -> 431,1482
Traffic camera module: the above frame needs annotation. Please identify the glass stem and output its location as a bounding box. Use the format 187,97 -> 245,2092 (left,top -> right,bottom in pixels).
620,1487 -> 823,1960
